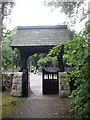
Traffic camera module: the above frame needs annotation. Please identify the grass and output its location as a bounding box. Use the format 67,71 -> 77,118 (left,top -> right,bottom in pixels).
2,90 -> 25,118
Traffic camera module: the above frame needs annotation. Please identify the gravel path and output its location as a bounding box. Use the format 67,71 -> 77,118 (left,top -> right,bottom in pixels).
13,95 -> 71,118
12,73 -> 73,118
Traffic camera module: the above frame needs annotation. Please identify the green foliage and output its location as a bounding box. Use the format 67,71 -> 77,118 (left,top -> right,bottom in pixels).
37,57 -> 47,67
28,54 -> 41,67
2,73 -> 13,91
0,77 -> 2,91
64,23 -> 90,118
37,44 -> 62,67
2,37 -> 13,69
14,48 -> 20,68
2,29 -> 17,70
44,0 -> 88,25
67,32 -> 89,118
48,44 -> 61,57
38,21 -> 90,118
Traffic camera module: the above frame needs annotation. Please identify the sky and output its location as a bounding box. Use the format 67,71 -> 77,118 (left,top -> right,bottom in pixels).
10,0 -> 65,27
8,0 -> 88,32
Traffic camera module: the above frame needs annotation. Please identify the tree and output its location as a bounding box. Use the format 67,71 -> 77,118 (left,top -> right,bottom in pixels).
2,29 -> 16,70
64,22 -> 90,118
1,1 -> 15,35
44,0 -> 89,27
0,0 -> 15,71
0,0 -> 15,91
28,54 -> 41,68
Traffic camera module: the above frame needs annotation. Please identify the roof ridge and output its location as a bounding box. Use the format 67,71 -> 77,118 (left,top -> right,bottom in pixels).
17,25 -> 67,30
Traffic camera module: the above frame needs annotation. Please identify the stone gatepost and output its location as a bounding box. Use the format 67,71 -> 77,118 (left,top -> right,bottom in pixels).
11,72 -> 22,97
58,72 -> 70,97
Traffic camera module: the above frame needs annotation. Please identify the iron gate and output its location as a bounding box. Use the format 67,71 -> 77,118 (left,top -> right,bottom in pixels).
42,68 -> 59,94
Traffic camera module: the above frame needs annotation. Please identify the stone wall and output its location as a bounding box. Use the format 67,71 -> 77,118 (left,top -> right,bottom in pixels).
11,72 -> 22,97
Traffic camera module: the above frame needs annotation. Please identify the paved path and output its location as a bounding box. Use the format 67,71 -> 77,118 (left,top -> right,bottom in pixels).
30,73 -> 42,95
13,73 -> 72,118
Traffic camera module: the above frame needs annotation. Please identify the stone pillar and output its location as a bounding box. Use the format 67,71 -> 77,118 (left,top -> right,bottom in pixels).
11,72 -> 22,97
58,72 -> 70,97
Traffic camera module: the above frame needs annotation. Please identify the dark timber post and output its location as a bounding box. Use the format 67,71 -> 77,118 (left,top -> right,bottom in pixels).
19,52 -> 29,97
19,54 -> 27,72
22,69 -> 28,97
57,44 -> 65,72
12,48 -> 14,73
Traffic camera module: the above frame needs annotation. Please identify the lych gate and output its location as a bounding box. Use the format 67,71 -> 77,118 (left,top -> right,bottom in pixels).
11,25 -> 70,97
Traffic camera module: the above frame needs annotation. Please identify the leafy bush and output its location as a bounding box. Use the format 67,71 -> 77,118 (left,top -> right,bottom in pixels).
2,73 -> 13,91
0,80 -> 2,91
64,22 -> 90,118
2,29 -> 19,70
37,21 -> 90,118
37,44 -> 61,67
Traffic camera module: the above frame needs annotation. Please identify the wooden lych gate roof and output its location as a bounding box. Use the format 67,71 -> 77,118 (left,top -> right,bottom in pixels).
11,25 -> 70,47
11,25 -> 70,70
